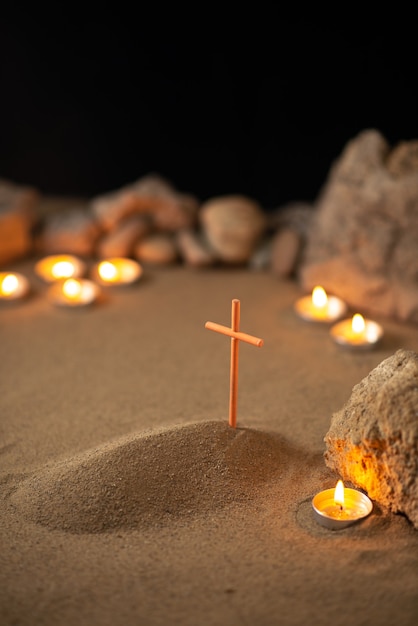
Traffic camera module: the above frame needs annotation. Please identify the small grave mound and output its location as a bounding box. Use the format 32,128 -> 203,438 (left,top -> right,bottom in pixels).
11,420 -> 296,534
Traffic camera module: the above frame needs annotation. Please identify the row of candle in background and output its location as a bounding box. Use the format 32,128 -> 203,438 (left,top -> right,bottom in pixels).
1,255 -> 383,349
294,285 -> 384,350
0,255 -> 142,307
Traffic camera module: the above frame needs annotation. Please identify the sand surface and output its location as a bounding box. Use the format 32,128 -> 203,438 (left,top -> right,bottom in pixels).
1,261 -> 418,625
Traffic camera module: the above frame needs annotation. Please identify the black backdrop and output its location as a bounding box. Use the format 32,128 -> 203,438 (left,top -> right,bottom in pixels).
1,15 -> 417,210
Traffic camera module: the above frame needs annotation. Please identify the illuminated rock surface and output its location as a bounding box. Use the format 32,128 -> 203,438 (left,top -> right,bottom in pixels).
324,349 -> 418,528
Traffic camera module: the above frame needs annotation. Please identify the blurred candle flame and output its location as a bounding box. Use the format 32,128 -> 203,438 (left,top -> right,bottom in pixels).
312,286 -> 328,308
51,261 -> 76,279
351,313 -> 365,334
98,261 -> 118,281
63,278 -> 82,299
1,273 -> 19,295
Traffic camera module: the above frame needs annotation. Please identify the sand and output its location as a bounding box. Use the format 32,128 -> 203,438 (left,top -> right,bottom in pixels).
1,261 -> 418,625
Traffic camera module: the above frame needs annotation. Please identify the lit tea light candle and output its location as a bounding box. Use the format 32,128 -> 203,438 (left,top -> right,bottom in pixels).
330,313 -> 383,349
94,258 -> 142,285
0,272 -> 30,301
47,278 -> 100,307
34,254 -> 86,283
312,480 -> 373,530
294,286 -> 347,322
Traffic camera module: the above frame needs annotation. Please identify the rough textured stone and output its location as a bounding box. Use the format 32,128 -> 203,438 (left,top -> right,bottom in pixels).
0,179 -> 40,264
324,349 -> 418,529
38,207 -> 101,257
90,173 -> 199,232
299,129 -> 418,324
199,195 -> 267,264
96,215 -> 151,258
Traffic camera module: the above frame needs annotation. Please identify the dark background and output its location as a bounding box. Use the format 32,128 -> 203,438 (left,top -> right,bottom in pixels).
1,15 -> 417,210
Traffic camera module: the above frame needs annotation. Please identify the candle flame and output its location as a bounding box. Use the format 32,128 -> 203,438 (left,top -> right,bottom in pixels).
63,278 -> 82,298
98,261 -> 118,281
352,313 -> 365,334
52,261 -> 75,279
334,480 -> 345,507
312,286 -> 328,308
1,273 -> 19,295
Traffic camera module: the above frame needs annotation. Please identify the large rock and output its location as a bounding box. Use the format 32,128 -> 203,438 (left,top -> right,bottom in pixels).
324,349 -> 418,529
299,129 -> 418,324
0,179 -> 40,264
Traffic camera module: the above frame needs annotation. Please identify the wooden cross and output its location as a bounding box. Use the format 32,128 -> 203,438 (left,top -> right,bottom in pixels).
205,299 -> 264,428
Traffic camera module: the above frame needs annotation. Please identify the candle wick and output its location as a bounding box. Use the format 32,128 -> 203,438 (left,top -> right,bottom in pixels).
340,505 -> 343,511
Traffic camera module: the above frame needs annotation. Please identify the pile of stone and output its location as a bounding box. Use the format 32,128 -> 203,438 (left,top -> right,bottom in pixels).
2,127 -> 418,324
0,172 -> 312,276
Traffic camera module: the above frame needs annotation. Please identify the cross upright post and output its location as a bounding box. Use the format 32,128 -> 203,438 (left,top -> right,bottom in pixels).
205,299 -> 264,428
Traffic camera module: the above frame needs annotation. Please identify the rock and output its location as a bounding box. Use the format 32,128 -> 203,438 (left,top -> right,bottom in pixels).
90,173 -> 199,232
38,207 -> 101,257
199,195 -> 267,264
134,233 -> 178,265
298,129 -> 418,324
324,349 -> 418,529
176,228 -> 216,267
248,238 -> 272,271
0,179 -> 40,264
270,228 -> 302,278
96,215 -> 151,258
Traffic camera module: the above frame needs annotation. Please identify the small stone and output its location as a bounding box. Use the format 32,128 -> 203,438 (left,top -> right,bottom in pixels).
96,215 -> 151,258
0,179 -> 40,264
134,233 -> 178,265
176,229 -> 216,267
38,207 -> 101,257
199,195 -> 267,264
324,349 -> 418,529
270,228 -> 302,278
248,238 -> 272,271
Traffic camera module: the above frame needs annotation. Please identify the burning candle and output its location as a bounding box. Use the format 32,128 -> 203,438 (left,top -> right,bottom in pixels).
330,313 -> 383,349
0,272 -> 30,301
94,258 -> 142,286
35,254 -> 86,283
294,286 -> 347,322
312,480 -> 373,530
47,278 -> 100,307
